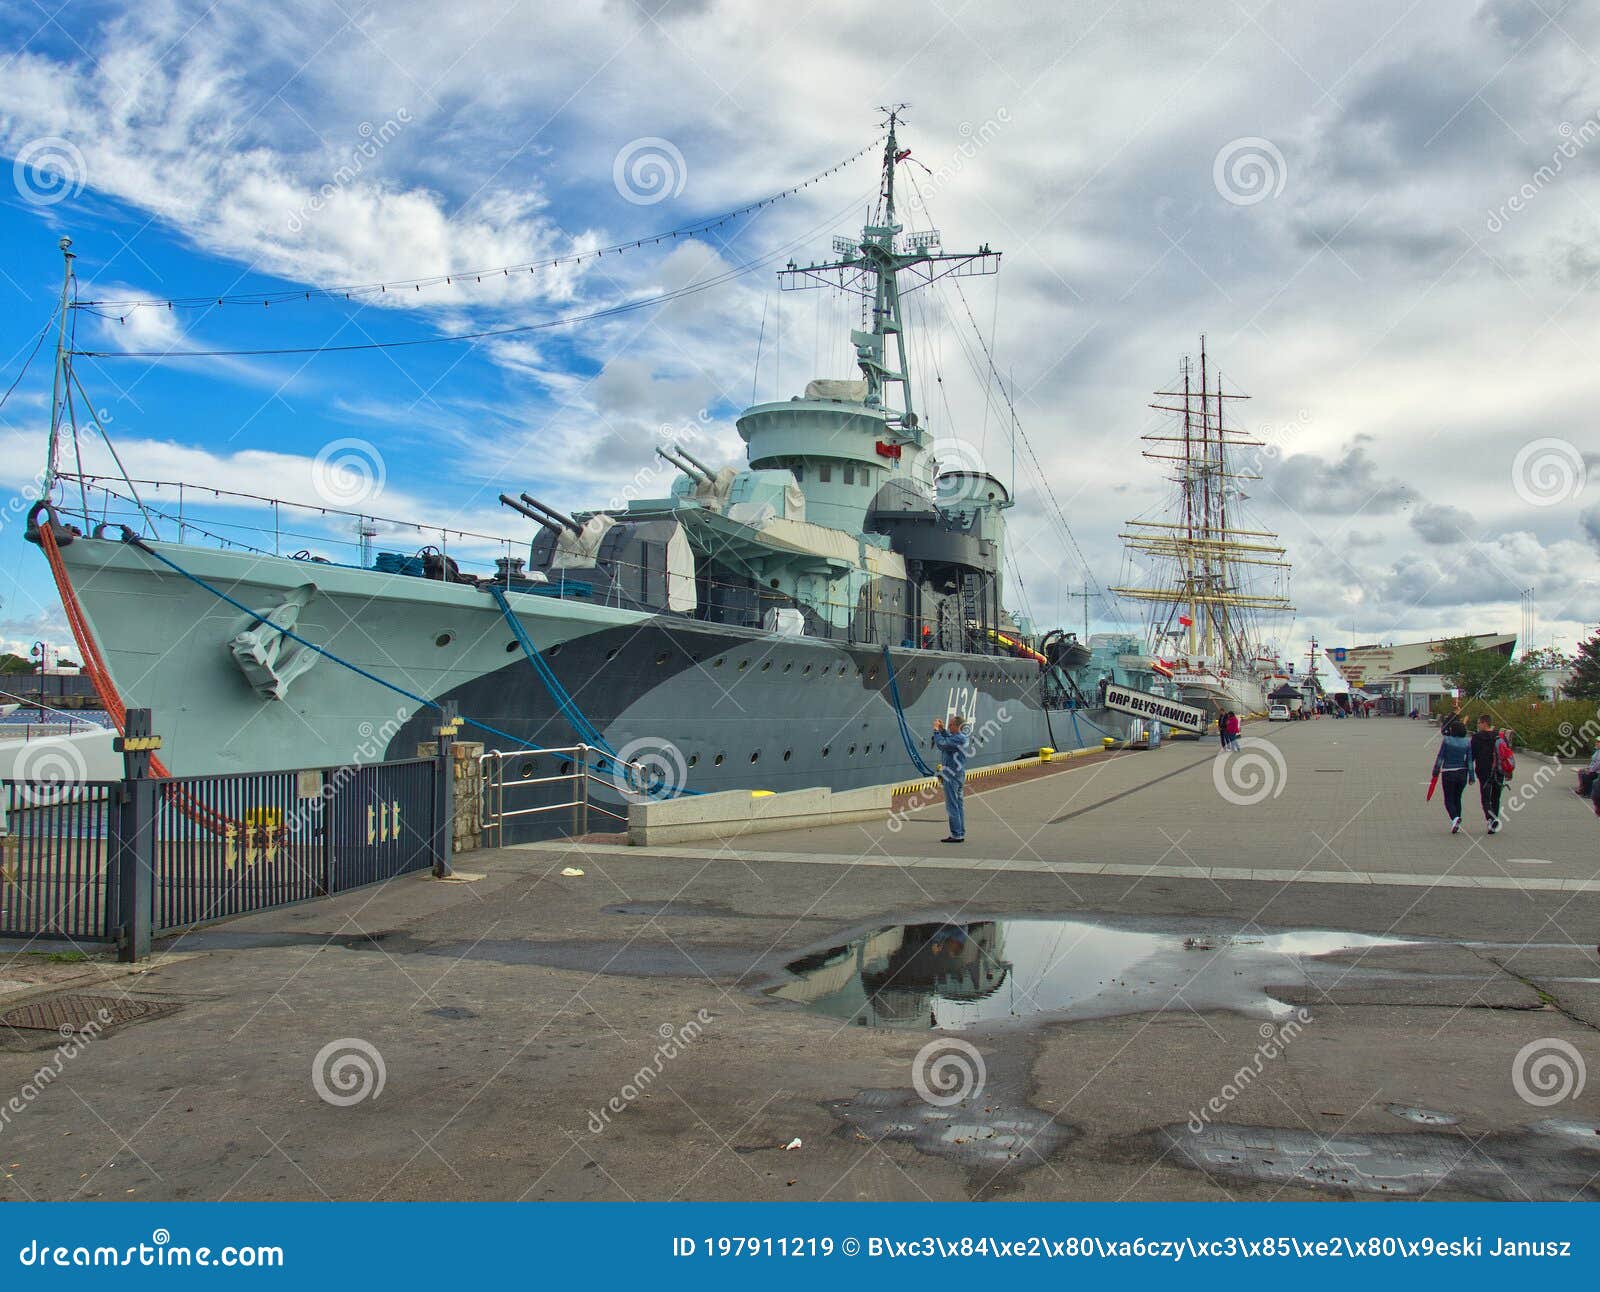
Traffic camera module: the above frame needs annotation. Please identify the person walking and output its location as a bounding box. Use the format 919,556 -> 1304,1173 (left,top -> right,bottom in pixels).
932,714 -> 970,844
1226,710 -> 1243,750
1216,710 -> 1231,752
1431,717 -> 1475,834
1469,715 -> 1504,834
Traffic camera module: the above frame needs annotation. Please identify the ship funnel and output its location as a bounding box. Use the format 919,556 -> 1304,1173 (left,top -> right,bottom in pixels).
519,493 -> 583,536
499,493 -> 562,533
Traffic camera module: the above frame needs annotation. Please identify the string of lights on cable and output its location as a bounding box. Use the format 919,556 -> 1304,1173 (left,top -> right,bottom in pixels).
72,186 -> 875,359
75,139 -> 883,318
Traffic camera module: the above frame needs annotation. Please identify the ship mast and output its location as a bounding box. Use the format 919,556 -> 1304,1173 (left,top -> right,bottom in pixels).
1112,339 -> 1294,666
778,108 -> 1001,476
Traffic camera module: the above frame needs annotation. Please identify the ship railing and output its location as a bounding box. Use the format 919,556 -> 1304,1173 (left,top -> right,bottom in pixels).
53,473 -> 1022,659
480,744 -> 646,840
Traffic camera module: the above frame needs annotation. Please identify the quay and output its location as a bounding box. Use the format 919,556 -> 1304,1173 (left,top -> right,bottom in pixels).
1,717 -> 1595,1202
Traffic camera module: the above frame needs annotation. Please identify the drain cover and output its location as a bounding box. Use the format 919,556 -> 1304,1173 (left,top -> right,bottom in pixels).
1,994 -> 179,1033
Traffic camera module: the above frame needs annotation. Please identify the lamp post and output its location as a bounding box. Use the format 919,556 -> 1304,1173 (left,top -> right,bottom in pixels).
29,641 -> 48,719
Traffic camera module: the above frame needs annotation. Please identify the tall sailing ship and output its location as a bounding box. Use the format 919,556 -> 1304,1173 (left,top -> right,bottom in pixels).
26,114 -> 1148,835
1111,341 -> 1293,716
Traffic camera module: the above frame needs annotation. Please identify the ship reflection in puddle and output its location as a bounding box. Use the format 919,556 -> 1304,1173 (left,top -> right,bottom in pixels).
772,918 -> 1413,1030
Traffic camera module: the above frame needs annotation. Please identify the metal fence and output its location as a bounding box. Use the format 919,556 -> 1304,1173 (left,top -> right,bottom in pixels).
480,743 -> 632,843
1,713 -> 450,958
0,781 -> 119,942
147,758 -> 438,932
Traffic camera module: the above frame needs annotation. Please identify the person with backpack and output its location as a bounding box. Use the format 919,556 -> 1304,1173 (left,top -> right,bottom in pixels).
1431,717 -> 1475,834
1469,715 -> 1506,833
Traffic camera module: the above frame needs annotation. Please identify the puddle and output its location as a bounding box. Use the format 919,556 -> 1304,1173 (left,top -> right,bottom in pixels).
1151,1121 -> 1600,1201
770,917 -> 1417,1030
830,1046 -> 1072,1179
1385,1104 -> 1460,1126
426,1006 -> 477,1020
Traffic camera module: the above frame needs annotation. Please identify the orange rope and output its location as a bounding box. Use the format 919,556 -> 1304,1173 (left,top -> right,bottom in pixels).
37,520 -> 236,834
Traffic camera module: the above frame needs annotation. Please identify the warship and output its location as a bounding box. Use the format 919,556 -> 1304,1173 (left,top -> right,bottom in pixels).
1112,341 -> 1294,717
27,114 -> 1153,836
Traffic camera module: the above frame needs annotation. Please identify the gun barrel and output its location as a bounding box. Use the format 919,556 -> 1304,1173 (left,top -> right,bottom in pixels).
656,445 -> 708,483
520,493 -> 582,535
499,493 -> 562,532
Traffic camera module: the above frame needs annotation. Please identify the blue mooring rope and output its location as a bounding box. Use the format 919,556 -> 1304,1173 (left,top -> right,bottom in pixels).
881,645 -> 936,778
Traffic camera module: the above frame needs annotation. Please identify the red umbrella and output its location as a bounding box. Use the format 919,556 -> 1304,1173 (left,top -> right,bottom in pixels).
1426,772 -> 1439,801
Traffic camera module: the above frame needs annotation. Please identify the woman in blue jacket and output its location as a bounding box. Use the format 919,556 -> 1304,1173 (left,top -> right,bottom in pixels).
1432,717 -> 1475,834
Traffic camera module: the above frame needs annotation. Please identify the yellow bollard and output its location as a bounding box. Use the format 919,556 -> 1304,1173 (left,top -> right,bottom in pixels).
1039,747 -> 1054,763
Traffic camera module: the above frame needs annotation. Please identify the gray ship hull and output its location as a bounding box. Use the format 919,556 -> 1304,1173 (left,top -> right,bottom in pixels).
59,536 -> 1126,835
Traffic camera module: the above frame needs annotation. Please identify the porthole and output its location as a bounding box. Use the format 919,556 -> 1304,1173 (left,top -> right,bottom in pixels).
783,661 -> 793,672
435,632 -> 455,647
821,745 -> 830,757
750,751 -> 760,763
518,761 -> 536,779
548,643 -> 562,656
655,652 -> 669,666
837,664 -> 846,675
782,750 -> 792,762
688,754 -> 699,768
802,663 -> 812,675
505,641 -> 519,652
868,667 -> 879,681
761,661 -> 772,672
738,659 -> 749,671
713,657 -> 725,668
848,744 -> 857,756
713,753 -> 725,766
605,648 -> 620,662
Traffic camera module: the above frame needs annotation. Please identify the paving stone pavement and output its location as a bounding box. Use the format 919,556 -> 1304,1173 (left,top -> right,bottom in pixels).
560,717 -> 1600,890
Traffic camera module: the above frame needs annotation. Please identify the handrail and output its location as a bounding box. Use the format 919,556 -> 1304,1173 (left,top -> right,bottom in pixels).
56,475 -> 1056,661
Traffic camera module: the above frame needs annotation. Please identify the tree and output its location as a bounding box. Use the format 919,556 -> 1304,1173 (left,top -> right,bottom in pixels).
1521,645 -> 1570,670
1565,631 -> 1600,701
1431,635 -> 1542,702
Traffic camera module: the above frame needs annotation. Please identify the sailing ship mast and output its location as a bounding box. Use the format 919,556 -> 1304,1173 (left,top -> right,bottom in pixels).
1112,338 -> 1293,669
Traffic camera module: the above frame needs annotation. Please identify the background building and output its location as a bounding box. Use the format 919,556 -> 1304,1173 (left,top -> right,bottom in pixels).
1327,634 -> 1516,717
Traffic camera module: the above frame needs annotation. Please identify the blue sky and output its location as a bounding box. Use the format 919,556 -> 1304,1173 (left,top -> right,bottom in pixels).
3,0 -> 1599,667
